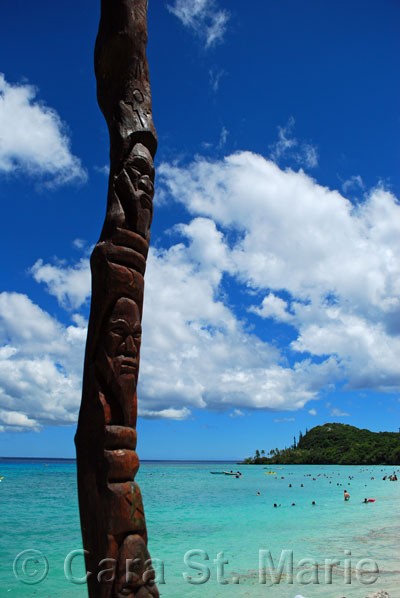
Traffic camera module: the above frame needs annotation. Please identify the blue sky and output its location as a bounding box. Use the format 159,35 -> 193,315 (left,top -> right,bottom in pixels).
0,0 -> 399,459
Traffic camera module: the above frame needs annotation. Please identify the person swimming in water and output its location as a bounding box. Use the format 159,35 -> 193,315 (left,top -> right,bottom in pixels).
344,489 -> 350,501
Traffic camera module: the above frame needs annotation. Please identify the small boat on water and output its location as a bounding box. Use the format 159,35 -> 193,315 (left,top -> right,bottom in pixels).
210,470 -> 242,477
210,471 -> 242,477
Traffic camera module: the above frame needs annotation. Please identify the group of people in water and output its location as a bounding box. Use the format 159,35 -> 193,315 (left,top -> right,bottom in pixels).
252,467 -> 400,506
271,501 -> 317,507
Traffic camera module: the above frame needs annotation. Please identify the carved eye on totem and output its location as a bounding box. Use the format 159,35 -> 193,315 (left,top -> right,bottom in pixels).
109,323 -> 128,338
129,155 -> 155,183
108,321 -> 142,347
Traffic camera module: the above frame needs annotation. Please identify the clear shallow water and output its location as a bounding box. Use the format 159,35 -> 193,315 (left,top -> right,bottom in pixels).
0,459 -> 399,597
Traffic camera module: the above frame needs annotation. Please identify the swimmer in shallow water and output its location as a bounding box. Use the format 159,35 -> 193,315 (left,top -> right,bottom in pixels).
344,489 -> 350,501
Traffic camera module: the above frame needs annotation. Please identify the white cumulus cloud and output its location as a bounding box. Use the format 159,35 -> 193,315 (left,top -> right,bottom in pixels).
158,151 -> 400,396
139,407 -> 191,420
327,403 -> 350,418
342,175 -> 365,194
229,409 -> 244,418
138,224 -> 332,415
0,292 -> 86,430
249,293 -> 292,323
167,0 -> 230,48
269,117 -> 318,168
1,149 -> 399,430
0,74 -> 86,186
31,256 -> 91,310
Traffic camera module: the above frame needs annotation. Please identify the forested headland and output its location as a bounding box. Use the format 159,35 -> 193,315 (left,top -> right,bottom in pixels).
244,423 -> 400,465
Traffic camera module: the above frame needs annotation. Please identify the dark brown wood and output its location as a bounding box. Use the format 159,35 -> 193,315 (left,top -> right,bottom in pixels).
75,1 -> 158,595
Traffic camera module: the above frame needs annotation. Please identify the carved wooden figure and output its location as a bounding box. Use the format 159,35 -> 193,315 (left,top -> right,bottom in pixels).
75,1 -> 158,596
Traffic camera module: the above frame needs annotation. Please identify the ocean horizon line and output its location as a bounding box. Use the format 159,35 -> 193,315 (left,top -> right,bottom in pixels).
0,456 -> 240,463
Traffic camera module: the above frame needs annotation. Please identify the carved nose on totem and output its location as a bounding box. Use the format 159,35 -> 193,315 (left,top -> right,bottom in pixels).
139,175 -> 153,194
123,335 -> 136,354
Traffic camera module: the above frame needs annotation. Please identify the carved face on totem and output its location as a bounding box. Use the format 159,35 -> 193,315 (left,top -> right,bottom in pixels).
125,142 -> 155,240
114,534 -> 155,598
104,297 -> 141,380
95,297 -> 142,424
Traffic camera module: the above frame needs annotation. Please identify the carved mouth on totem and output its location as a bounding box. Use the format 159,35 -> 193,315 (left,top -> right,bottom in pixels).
119,357 -> 137,375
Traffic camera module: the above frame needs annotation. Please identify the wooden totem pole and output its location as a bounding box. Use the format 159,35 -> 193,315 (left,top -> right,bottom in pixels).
75,1 -> 158,596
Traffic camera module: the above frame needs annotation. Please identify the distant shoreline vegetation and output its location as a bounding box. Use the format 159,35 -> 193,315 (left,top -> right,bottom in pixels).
243,423 -> 400,465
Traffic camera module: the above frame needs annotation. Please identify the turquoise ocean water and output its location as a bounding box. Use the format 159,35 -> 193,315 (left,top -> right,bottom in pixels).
0,459 -> 399,597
